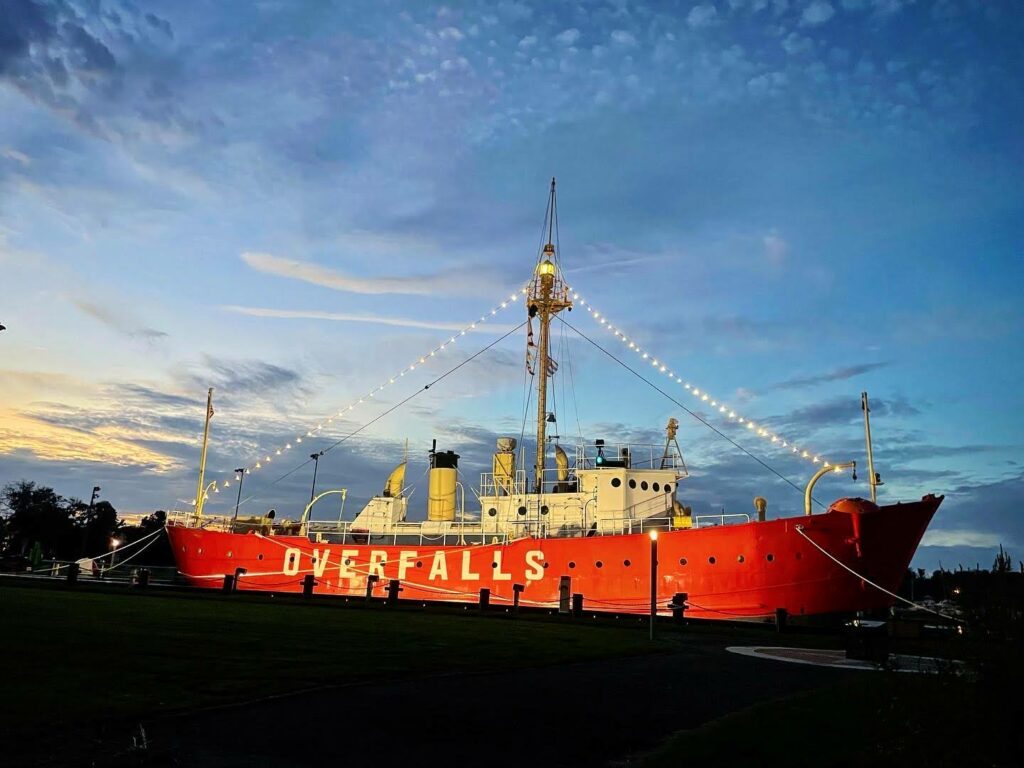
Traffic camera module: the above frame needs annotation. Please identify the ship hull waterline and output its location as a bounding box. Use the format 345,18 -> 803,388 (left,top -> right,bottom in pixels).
166,495 -> 941,621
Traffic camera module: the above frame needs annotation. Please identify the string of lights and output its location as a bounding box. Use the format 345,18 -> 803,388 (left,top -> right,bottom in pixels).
565,286 -> 834,469
209,285 -> 531,496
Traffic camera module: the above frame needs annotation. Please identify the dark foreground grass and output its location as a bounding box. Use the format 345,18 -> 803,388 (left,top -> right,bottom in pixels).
641,661 -> 1021,768
0,583 -> 661,738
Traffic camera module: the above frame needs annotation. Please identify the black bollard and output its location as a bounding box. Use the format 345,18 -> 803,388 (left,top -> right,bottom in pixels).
479,587 -> 490,612
775,607 -> 788,633
672,592 -> 688,625
222,574 -> 235,593
512,583 -> 524,614
302,574 -> 316,597
571,592 -> 584,618
365,574 -> 379,603
387,579 -> 403,606
65,561 -> 80,586
135,568 -> 150,589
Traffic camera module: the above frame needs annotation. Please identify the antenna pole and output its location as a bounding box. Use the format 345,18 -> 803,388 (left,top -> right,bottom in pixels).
861,391 -> 880,503
194,387 -> 214,519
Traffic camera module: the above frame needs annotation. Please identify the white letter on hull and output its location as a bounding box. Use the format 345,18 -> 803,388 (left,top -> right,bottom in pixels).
398,550 -> 418,580
312,548 -> 331,578
492,551 -> 512,581
369,550 -> 387,578
428,551 -> 448,581
525,550 -> 545,581
282,547 -> 301,576
339,549 -> 359,580
461,551 -> 480,581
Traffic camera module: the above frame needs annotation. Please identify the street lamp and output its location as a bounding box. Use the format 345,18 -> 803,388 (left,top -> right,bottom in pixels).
309,451 -> 325,504
232,468 -> 246,522
649,529 -> 659,641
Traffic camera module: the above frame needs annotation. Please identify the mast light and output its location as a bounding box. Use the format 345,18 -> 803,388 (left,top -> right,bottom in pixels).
537,258 -> 556,276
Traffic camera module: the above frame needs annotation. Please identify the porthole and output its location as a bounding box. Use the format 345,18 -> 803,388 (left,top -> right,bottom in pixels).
288,554 -> 295,563
679,557 -> 687,566
611,477 -> 622,488
795,552 -> 802,560
540,505 -> 549,516
664,483 -> 672,493
624,559 -> 631,567
488,508 -> 497,517
569,561 -> 576,569
737,555 -> 745,563
653,482 -> 660,492
344,558 -> 351,566
543,562 -> 550,569
227,551 -> 233,558
629,479 -> 637,489
596,561 -> 603,568
517,506 -> 527,516
641,481 -> 649,491
766,553 -> 775,562
416,561 -> 423,568
708,556 -> 717,565
492,562 -> 498,569
197,548 -> 204,555
180,545 -> 187,553
258,553 -> 264,560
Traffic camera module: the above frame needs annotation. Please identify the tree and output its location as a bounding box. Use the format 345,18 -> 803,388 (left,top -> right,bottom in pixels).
993,544 -> 1013,574
1,481 -> 77,558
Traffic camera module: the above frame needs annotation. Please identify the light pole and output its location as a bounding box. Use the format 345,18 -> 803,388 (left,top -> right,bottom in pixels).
649,529 -> 659,641
232,468 -> 246,522
81,486 -> 101,556
309,451 -> 324,504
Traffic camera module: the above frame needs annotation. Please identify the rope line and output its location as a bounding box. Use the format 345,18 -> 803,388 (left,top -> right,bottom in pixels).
232,321 -> 528,511
557,316 -> 818,506
795,525 -> 961,623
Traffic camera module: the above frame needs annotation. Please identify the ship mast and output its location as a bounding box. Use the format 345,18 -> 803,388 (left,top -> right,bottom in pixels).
527,178 -> 573,492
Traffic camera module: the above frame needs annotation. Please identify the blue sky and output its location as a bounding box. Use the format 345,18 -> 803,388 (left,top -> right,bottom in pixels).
1,0 -> 1021,571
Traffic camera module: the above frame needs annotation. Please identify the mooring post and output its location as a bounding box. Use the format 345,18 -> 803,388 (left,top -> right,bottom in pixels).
233,567 -> 246,593
571,592 -> 584,618
222,574 -> 234,593
479,587 -> 490,613
672,592 -> 688,626
65,561 -> 79,586
512,583 -> 524,614
134,568 -> 150,589
302,574 -> 316,597
775,607 -> 788,633
387,579 -> 402,606
365,574 -> 379,603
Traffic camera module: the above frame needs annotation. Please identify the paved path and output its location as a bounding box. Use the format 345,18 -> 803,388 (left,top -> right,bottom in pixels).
145,634 -> 842,767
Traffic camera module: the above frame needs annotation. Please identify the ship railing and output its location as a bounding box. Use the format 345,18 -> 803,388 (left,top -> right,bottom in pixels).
694,513 -> 751,527
479,469 -> 530,497
573,442 -> 686,472
305,520 -> 512,547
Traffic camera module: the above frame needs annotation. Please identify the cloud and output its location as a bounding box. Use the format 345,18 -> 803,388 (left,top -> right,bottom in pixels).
1,147 -> 31,165
71,299 -> 167,341
769,362 -> 890,390
920,529 -> 1004,548
555,29 -> 580,46
610,30 -> 637,46
240,251 -> 501,297
222,305 -> 517,334
800,0 -> 836,26
687,5 -> 720,29
189,358 -> 304,398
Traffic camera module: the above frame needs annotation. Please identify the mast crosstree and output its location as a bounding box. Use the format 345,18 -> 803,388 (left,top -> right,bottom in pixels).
526,178 -> 573,492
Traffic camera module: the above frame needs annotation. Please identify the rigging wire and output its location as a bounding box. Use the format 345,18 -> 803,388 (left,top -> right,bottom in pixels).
234,321 -> 529,512
556,315 -> 821,506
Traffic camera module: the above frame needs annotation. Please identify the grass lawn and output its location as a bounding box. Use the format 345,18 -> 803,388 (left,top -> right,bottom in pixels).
1,582 -> 662,737
641,662 -> 1020,767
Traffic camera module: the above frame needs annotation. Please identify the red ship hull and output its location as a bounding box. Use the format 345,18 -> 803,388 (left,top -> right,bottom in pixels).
166,495 -> 941,620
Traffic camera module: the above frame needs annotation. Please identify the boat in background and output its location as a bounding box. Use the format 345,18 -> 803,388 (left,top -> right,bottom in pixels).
167,180 -> 941,621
